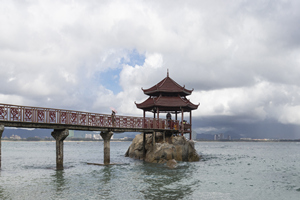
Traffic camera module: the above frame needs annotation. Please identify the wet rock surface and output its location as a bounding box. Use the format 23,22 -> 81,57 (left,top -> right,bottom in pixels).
125,133 -> 200,165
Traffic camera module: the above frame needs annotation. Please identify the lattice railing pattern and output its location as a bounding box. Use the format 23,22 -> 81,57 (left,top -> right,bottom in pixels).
0,103 -> 178,130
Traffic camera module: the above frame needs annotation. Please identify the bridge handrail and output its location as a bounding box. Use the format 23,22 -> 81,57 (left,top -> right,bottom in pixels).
0,103 -> 179,130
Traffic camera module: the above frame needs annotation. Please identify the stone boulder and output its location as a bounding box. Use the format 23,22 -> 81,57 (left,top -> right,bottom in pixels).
125,133 -> 200,165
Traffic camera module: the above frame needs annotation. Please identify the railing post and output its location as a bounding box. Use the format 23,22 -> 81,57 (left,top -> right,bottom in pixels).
31,108 -> 34,122
21,107 -> 24,122
34,108 -> 37,123
8,107 -> 10,121
45,109 -> 48,123
57,109 -> 59,124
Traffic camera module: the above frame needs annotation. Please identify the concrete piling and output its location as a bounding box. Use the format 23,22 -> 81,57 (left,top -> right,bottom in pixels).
100,131 -> 113,165
51,129 -> 69,170
0,125 -> 4,169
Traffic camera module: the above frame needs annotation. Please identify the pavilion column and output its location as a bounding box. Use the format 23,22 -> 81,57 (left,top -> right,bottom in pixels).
100,131 -> 113,165
175,111 -> 178,132
190,111 -> 192,140
181,109 -> 184,136
153,108 -> 156,129
157,107 -> 159,128
163,131 -> 166,143
0,125 -> 4,169
143,110 -> 146,128
51,129 -> 69,170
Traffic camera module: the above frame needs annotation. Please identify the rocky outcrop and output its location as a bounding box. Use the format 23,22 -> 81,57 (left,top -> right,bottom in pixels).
125,133 -> 200,166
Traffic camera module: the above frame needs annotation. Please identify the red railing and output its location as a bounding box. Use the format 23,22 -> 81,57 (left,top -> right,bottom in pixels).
0,103 -> 179,130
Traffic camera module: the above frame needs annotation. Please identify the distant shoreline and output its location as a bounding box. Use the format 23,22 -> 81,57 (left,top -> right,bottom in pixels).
195,139 -> 300,142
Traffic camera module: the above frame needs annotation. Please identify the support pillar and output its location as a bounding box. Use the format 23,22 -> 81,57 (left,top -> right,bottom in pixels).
163,131 -> 165,143
100,131 -> 113,165
51,129 -> 69,170
0,125 -> 4,169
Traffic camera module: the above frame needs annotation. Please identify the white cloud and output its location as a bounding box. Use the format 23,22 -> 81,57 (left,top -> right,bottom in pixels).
1,0 -> 300,138
278,105 -> 300,124
191,81 -> 300,125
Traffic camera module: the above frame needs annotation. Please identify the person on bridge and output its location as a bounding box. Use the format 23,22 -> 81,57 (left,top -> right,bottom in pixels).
111,109 -> 116,127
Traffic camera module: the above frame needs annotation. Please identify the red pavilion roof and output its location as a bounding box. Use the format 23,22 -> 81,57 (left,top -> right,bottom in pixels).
142,75 -> 193,96
135,95 -> 199,112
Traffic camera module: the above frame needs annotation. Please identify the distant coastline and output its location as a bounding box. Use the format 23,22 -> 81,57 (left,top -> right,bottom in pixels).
195,139 -> 300,142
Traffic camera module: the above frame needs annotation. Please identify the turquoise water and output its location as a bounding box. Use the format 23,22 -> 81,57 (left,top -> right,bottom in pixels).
1,141 -> 300,200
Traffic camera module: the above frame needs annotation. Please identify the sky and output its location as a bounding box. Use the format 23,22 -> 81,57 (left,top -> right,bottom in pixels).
1,0 -> 300,139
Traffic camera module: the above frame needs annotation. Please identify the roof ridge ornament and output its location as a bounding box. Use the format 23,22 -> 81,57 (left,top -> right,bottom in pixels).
167,69 -> 169,77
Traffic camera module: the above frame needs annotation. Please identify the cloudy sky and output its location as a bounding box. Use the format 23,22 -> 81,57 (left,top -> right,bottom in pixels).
1,0 -> 300,139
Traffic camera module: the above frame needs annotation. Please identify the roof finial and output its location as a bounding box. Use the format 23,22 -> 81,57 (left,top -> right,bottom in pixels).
167,69 -> 169,77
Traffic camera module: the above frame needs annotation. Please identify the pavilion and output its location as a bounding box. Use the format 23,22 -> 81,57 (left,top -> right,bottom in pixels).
135,71 -> 199,139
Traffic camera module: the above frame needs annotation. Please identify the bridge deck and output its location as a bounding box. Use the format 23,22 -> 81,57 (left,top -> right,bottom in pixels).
0,103 -> 180,133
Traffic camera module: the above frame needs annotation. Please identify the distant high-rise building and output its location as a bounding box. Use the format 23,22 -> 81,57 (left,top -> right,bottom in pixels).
220,133 -> 224,140
214,133 -> 231,141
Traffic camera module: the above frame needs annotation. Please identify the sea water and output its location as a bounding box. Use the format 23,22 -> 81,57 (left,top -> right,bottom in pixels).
0,141 -> 299,200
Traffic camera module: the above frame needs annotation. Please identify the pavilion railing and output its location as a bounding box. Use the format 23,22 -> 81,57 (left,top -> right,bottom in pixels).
0,103 -> 179,130
143,118 -> 179,130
